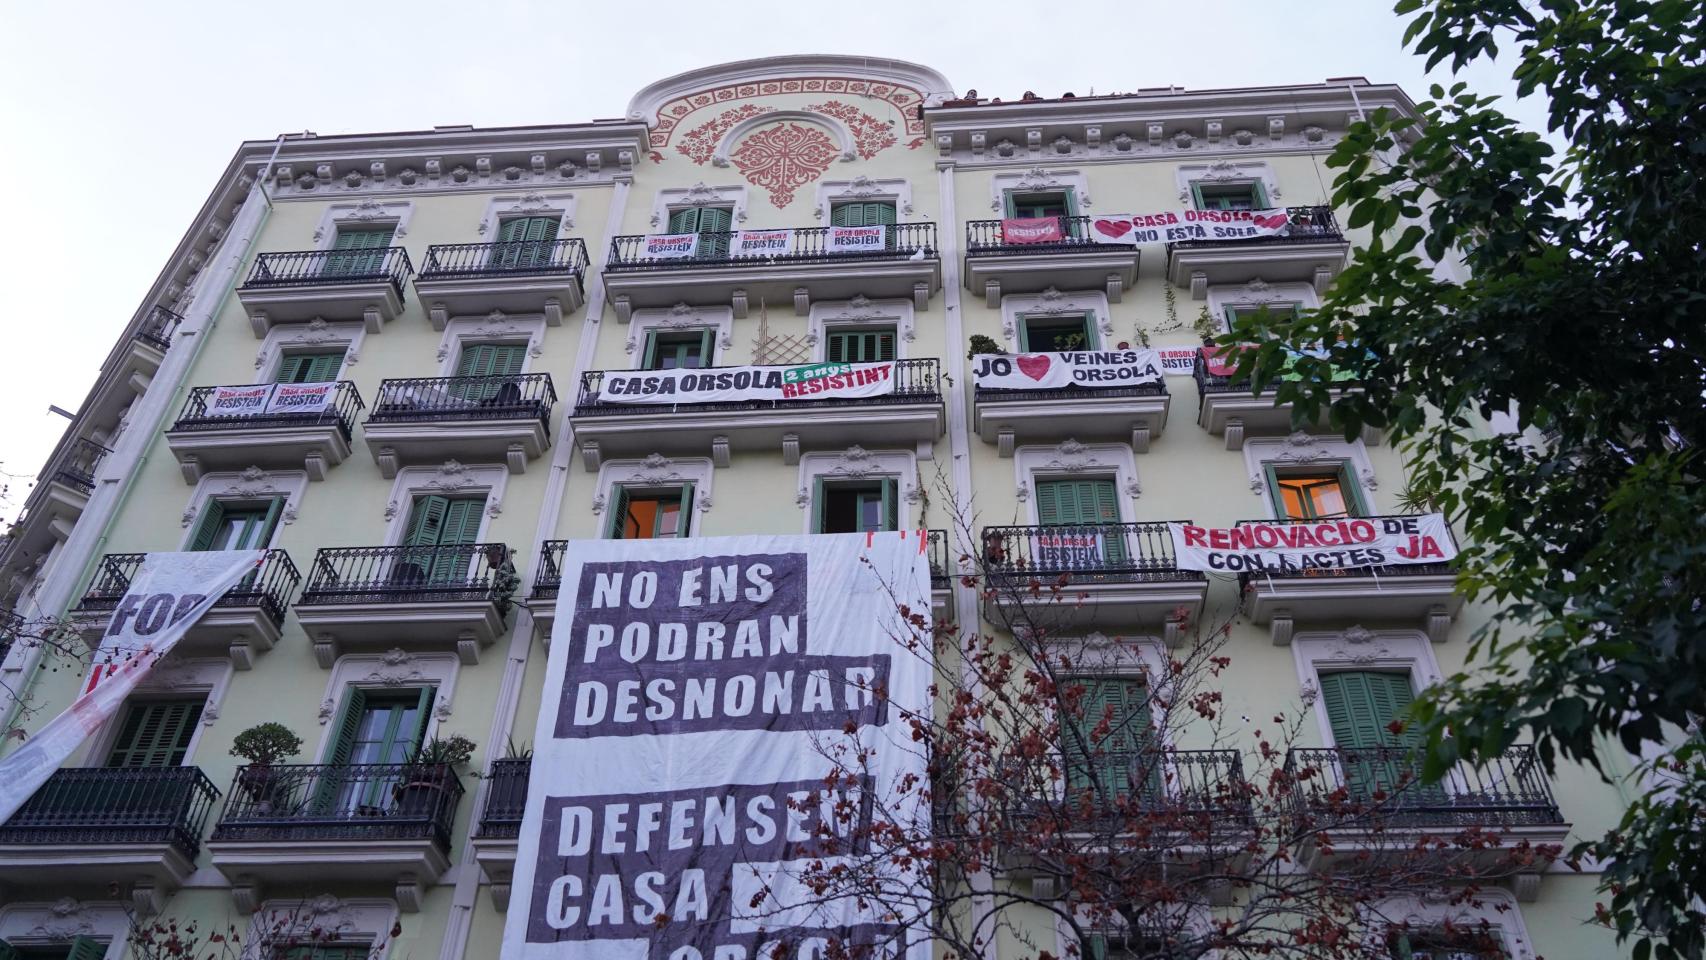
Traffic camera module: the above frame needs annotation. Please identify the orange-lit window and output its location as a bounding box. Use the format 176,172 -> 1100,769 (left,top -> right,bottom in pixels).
607,485 -> 692,540
1270,467 -> 1363,520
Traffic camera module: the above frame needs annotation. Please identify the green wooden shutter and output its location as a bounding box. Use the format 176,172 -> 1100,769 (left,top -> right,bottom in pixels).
106,700 -> 204,767
334,228 -> 393,250
1064,677 -> 1151,796
324,688 -> 368,765
667,208 -> 701,233
827,329 -> 896,363
457,343 -> 527,378
439,499 -> 483,546
1318,671 -> 1415,749
0,941 -> 18,960
278,351 -> 343,384
188,500 -> 227,552
811,478 -> 827,534
881,478 -> 898,532
328,227 -> 394,276
64,938 -> 107,960
405,496 -> 450,547
493,217 -> 560,269
254,496 -> 284,548
605,486 -> 632,539
497,216 -> 559,243
697,208 -> 733,232
675,483 -> 695,537
406,687 -> 436,756
832,202 -> 896,226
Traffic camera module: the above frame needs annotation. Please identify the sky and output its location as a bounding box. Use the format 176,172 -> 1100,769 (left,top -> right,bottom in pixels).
0,0 -> 1544,522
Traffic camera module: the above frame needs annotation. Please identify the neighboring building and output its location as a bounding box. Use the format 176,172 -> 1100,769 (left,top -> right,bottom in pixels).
0,56 -> 1628,959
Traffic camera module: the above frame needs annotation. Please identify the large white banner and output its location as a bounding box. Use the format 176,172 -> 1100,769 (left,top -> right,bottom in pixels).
503,532 -> 934,960
1167,515 -> 1457,573
598,361 -> 898,405
1087,208 -> 1294,246
0,550 -> 266,823
826,224 -> 888,253
206,384 -> 272,417
266,382 -> 336,415
971,349 -> 1163,390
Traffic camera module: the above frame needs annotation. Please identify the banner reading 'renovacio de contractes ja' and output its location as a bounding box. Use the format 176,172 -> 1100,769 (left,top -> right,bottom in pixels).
502,533 -> 934,960
1167,514 -> 1457,573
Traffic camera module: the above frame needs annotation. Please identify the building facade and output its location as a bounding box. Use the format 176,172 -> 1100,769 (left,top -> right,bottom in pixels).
0,56 -> 1631,959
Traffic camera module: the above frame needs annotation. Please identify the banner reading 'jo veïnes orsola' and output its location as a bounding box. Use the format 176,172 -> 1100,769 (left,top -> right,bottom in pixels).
502,532 -> 935,960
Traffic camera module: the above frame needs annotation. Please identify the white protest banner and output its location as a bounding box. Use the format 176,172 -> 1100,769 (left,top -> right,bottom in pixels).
730,229 -> 794,257
502,532 -> 934,960
826,224 -> 888,253
1167,514 -> 1457,574
971,349 -> 1163,391
1032,528 -> 1109,569
1088,209 -> 1294,246
205,384 -> 273,417
0,550 -> 265,824
265,382 -> 336,415
643,233 -> 700,259
1156,347 -> 1200,376
598,361 -> 898,405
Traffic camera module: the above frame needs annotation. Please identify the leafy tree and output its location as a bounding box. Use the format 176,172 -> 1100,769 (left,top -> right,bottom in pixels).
1227,1 -> 1706,957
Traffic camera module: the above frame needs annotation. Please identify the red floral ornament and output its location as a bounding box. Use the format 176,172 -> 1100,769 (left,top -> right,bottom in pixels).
730,122 -> 840,207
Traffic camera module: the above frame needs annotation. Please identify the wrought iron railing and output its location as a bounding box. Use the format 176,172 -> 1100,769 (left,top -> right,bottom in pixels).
1233,515 -> 1457,581
52,438 -> 111,493
0,766 -> 220,857
1284,745 -> 1563,828
1192,346 -> 1355,397
170,381 -> 365,443
1167,205 -> 1344,252
574,358 -> 942,416
964,215 -> 1104,254
605,222 -> 938,271
366,374 -> 556,428
135,305 -> 184,352
476,758 -> 530,839
987,749 -> 1254,833
980,522 -> 1202,585
242,247 -> 413,298
927,529 -> 950,589
530,540 -> 567,603
298,544 -> 518,608
418,238 -> 589,287
212,762 -> 462,849
76,550 -> 301,626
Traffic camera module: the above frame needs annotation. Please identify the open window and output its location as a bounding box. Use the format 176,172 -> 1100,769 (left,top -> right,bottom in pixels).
643,329 -> 713,370
188,497 -> 283,551
1020,313 -> 1095,352
607,484 -> 693,540
1190,180 -> 1270,211
0,938 -> 109,960
813,478 -> 898,534
1005,191 -> 1073,219
1266,462 -> 1367,520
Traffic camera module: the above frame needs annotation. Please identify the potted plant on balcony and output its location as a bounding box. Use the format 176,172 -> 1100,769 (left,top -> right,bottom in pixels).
394,733 -> 476,818
967,334 -> 1005,359
230,722 -> 304,814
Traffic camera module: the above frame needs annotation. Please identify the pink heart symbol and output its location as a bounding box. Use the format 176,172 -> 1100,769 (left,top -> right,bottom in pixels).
1016,354 -> 1052,380
1253,213 -> 1288,229
1093,218 -> 1132,238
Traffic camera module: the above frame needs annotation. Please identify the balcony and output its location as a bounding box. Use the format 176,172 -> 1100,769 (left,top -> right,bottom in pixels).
1236,516 -> 1462,644
135,304 -> 183,353
974,377 -> 1170,456
1193,348 -> 1379,449
997,749 -> 1256,899
39,438 -> 110,530
1165,206 -> 1351,297
237,248 -> 413,337
1285,745 -> 1569,900
164,381 -> 364,483
602,223 -> 941,319
73,549 -> 301,669
927,529 -> 953,621
527,540 -> 566,643
470,757 -> 528,908
980,523 -> 1207,641
293,543 -> 517,666
414,238 -> 589,328
0,766 -> 219,910
363,374 -> 557,477
963,217 -> 1143,306
570,359 -> 946,470
207,762 -> 462,912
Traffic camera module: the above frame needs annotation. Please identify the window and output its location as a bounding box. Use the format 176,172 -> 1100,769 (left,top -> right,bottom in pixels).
825,327 -> 896,363
276,945 -> 374,960
1005,191 -> 1072,219
1191,181 -> 1269,211
829,201 -> 897,227
608,485 -> 692,540
667,207 -> 732,257
1062,676 -> 1153,797
188,498 -> 283,551
106,699 -> 204,767
1020,314 -> 1095,353
1035,477 -> 1127,567
643,330 -> 713,370
813,479 -> 897,534
1388,929 -> 1507,959
276,351 -> 344,384
398,495 -> 483,583
324,686 -> 434,812
1318,670 -> 1439,798
452,342 -> 528,403
0,938 -> 107,960
324,227 -> 394,277
1268,464 -> 1366,520
490,215 -> 560,270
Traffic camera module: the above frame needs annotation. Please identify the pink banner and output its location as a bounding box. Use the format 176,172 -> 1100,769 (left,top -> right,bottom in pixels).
1000,217 -> 1064,244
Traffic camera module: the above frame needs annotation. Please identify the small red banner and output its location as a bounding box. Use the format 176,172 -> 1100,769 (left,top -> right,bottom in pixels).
1000,216 -> 1064,244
